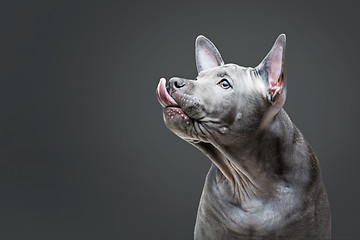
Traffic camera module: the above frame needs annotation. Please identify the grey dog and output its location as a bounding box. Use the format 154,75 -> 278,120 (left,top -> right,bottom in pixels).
156,34 -> 331,239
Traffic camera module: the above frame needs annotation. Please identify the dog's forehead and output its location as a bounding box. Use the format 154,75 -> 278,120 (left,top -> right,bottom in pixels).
198,64 -> 249,78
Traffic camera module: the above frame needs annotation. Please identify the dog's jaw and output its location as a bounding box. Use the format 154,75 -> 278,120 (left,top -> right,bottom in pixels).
156,78 -> 210,142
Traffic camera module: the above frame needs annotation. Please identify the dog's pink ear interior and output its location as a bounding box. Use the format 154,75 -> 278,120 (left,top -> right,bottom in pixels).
256,34 -> 287,107
195,35 -> 224,73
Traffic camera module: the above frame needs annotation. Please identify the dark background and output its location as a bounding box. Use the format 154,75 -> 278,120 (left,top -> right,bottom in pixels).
1,1 -> 359,239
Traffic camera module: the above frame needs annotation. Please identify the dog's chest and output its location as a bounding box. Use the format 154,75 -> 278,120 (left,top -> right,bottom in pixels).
198,191 -> 293,231
195,167 -> 301,237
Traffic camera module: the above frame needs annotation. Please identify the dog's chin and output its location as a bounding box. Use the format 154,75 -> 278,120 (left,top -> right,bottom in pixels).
163,107 -> 192,136
163,107 -> 190,125
163,107 -> 208,143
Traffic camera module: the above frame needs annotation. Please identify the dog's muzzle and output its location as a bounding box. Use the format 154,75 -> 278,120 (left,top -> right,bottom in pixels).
156,78 -> 179,108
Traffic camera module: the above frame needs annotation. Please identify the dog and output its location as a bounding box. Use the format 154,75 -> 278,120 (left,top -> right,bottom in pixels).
156,34 -> 331,239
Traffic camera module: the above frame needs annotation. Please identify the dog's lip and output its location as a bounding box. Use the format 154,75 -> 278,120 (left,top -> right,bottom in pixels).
156,78 -> 179,108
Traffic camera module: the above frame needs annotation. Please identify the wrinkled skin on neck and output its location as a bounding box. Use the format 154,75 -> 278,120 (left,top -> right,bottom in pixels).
163,64 -> 288,204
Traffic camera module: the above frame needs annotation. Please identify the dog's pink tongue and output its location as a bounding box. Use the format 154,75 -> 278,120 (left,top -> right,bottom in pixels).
156,78 -> 178,108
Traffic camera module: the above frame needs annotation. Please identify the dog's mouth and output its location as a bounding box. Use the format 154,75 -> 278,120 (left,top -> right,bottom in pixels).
156,78 -> 179,108
156,78 -> 211,142
156,77 -> 192,123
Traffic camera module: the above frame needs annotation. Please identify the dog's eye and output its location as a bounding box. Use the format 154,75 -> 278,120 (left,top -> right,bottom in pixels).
218,79 -> 231,89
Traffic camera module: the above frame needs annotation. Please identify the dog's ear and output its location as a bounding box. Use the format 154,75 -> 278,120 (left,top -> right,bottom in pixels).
256,34 -> 287,110
195,35 -> 224,73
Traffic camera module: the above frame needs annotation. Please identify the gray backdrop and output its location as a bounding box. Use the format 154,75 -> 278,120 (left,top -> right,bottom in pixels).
1,1 -> 359,239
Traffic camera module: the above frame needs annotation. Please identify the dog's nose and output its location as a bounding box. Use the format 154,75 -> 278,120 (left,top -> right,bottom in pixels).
169,77 -> 186,89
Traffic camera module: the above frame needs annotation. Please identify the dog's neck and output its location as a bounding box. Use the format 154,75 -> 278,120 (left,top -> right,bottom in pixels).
192,109 -> 299,209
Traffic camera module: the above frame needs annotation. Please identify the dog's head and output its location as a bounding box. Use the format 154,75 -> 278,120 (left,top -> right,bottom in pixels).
156,35 -> 287,146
